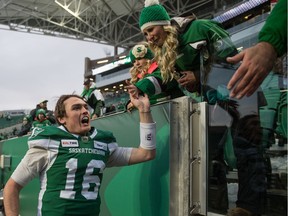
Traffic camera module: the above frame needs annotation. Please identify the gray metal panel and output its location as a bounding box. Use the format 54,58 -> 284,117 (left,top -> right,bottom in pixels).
191,102 -> 208,215
170,96 -> 191,216
169,96 -> 208,216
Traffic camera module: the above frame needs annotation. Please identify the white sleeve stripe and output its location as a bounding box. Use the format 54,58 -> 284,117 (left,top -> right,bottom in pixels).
28,139 -> 60,154
108,142 -> 119,155
28,139 -> 50,149
189,40 -> 207,49
11,148 -> 48,187
146,76 -> 162,95
107,147 -> 133,167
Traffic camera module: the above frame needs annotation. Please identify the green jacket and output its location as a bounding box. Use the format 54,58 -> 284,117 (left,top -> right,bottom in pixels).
173,18 -> 237,72
135,63 -> 184,105
32,119 -> 51,129
259,0 -> 287,56
171,18 -> 238,94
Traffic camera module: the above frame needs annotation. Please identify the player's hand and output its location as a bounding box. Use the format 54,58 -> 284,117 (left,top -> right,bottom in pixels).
177,71 -> 198,92
129,93 -> 150,113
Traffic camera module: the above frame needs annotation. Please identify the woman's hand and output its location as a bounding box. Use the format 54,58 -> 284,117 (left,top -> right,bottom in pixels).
125,80 -> 140,98
177,71 -> 197,92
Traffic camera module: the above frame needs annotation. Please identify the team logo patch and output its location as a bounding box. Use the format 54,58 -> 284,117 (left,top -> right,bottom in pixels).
214,39 -> 223,51
146,133 -> 152,141
61,139 -> 79,147
29,127 -> 45,139
94,141 -> 108,151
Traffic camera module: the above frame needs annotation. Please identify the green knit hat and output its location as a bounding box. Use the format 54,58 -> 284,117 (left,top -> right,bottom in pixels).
129,44 -> 154,63
139,0 -> 171,32
36,109 -> 46,117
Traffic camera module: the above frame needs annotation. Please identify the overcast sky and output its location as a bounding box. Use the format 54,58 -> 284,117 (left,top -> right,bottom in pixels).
0,28 -> 117,112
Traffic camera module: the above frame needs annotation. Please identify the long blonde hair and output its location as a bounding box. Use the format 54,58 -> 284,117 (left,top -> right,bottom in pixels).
129,59 -> 152,84
149,25 -> 179,83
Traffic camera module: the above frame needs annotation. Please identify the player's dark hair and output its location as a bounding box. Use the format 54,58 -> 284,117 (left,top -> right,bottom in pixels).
54,94 -> 85,125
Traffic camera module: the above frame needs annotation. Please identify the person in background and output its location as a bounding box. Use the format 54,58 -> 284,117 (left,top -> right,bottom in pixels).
30,99 -> 56,125
3,93 -> 156,216
81,78 -> 105,120
31,108 -> 51,129
17,115 -> 32,137
126,42 -> 184,111
227,0 -> 287,99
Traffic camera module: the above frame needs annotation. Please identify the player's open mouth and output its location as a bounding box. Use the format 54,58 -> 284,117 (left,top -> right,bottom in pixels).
81,116 -> 89,124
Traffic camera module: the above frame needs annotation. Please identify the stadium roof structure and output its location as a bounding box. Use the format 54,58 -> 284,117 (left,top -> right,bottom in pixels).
0,0 -> 245,52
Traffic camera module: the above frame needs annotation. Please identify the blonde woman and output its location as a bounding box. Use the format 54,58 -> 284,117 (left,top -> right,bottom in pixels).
126,43 -> 184,111
139,0 -> 238,93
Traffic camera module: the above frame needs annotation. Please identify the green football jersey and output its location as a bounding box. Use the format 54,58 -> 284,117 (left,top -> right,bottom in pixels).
28,126 -> 117,216
31,119 -> 51,128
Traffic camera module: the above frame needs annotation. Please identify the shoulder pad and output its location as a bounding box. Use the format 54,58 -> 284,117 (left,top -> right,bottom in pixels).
28,126 -> 72,149
92,128 -> 116,143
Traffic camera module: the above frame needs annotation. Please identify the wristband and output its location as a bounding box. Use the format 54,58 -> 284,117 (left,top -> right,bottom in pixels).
140,122 -> 156,150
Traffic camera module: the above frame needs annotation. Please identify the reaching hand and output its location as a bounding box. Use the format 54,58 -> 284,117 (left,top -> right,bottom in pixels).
129,93 -> 150,113
125,80 -> 140,99
226,42 -> 277,99
177,71 -> 197,92
126,101 -> 135,113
